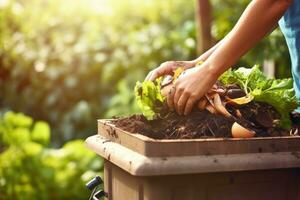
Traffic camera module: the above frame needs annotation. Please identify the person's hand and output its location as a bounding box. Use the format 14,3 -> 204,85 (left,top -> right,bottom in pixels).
145,60 -> 195,81
167,64 -> 219,115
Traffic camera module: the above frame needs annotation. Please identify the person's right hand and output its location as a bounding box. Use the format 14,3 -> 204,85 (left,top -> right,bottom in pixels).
145,60 -> 195,81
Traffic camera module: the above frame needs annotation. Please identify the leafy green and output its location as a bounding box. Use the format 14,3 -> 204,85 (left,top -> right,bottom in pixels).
134,78 -> 165,120
1,0 -> 197,145
0,111 -> 103,200
31,121 -> 51,146
220,65 -> 299,128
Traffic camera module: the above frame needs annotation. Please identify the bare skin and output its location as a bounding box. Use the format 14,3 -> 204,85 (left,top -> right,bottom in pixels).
145,0 -> 293,115
144,41 -> 222,81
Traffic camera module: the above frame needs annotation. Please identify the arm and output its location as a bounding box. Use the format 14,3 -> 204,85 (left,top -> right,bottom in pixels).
145,41 -> 223,81
204,0 -> 292,77
171,0 -> 293,115
193,11 -> 280,65
192,40 -> 223,64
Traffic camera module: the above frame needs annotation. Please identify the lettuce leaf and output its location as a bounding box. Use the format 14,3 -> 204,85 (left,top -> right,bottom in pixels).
134,78 -> 165,120
220,65 -> 299,128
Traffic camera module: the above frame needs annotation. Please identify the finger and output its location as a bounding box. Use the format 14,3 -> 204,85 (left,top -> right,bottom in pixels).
167,86 -> 175,111
184,97 -> 197,115
145,71 -> 153,81
173,86 -> 183,113
148,70 -> 160,81
146,61 -> 178,81
150,62 -> 177,81
206,104 -> 217,114
197,98 -> 207,110
177,93 -> 189,115
148,64 -> 166,81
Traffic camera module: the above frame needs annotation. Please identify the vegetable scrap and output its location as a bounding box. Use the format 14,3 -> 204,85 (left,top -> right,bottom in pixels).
113,65 -> 300,139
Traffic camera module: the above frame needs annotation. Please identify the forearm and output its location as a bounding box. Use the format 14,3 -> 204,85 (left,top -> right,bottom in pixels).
194,21 -> 279,65
204,0 -> 292,76
192,40 -> 223,64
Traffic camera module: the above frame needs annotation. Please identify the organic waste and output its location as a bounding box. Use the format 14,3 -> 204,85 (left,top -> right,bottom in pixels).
113,64 -> 300,139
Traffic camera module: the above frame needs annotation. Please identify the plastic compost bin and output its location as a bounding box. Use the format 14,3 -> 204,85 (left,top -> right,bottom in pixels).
85,119 -> 300,200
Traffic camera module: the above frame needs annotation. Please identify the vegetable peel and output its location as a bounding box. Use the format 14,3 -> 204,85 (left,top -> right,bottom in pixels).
135,65 -> 299,130
173,67 -> 184,82
226,95 -> 254,105
220,65 -> 299,128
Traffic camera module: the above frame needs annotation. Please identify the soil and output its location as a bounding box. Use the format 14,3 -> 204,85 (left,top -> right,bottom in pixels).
112,101 -> 290,139
291,111 -> 300,126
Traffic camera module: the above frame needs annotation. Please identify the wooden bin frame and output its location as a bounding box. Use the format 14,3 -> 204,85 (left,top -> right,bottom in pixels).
85,119 -> 300,200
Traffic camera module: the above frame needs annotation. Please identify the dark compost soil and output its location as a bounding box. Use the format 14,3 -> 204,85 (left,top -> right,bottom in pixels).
112,102 -> 290,139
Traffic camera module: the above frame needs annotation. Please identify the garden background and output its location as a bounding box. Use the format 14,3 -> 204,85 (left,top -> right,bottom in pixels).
0,0 -> 292,199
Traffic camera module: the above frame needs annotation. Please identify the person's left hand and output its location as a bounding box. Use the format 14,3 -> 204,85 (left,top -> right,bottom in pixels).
167,64 -> 219,115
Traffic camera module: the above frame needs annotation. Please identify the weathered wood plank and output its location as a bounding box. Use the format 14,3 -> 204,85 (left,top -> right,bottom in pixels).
97,119 -> 300,157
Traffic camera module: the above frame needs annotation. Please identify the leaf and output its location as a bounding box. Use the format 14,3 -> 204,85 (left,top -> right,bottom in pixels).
23,142 -> 43,156
219,68 -> 242,87
4,112 -> 33,128
220,65 -> 299,128
31,121 -> 50,146
252,79 -> 298,128
134,78 -> 165,120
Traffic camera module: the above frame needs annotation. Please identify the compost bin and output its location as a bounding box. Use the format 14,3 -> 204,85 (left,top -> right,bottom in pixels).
85,119 -> 300,200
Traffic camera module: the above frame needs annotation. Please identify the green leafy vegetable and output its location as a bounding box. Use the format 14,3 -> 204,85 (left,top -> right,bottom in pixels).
220,65 -> 299,128
0,111 -> 103,200
134,78 -> 165,120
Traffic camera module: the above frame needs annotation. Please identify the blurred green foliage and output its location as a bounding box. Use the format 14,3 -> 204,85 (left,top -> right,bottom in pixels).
0,111 -> 102,200
212,0 -> 291,77
0,0 -> 291,144
0,0 -> 292,199
0,0 -> 196,144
